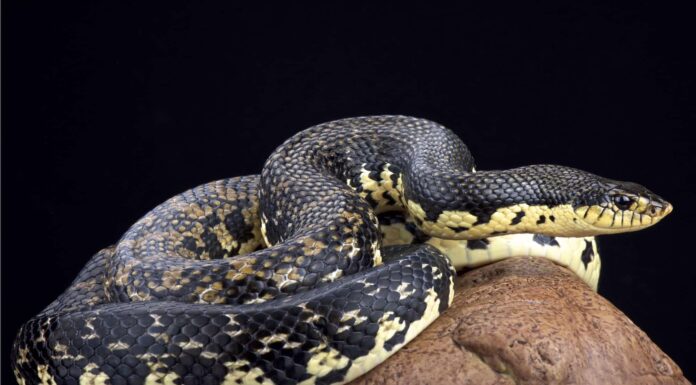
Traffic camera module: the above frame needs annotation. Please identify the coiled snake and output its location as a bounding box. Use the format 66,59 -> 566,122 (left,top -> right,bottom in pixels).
12,116 -> 672,385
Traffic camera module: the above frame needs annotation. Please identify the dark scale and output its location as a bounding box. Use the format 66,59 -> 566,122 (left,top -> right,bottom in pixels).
448,225 -> 470,233
580,240 -> 595,269
532,234 -> 561,247
466,239 -> 490,250
510,211 -> 526,225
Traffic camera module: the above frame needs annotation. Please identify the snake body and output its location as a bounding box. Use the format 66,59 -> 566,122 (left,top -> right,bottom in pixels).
12,116 -> 671,385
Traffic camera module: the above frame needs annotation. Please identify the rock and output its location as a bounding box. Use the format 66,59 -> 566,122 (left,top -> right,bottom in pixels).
353,257 -> 690,385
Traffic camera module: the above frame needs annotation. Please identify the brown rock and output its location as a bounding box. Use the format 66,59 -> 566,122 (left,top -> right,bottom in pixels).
353,257 -> 690,385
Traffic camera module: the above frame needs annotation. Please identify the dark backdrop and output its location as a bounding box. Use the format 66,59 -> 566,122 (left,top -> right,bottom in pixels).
3,2 -> 695,382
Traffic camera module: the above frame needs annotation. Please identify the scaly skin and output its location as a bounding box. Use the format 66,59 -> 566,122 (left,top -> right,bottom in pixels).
12,116 -> 671,385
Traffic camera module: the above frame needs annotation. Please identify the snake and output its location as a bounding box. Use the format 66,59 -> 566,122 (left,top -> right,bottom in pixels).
12,116 -> 672,385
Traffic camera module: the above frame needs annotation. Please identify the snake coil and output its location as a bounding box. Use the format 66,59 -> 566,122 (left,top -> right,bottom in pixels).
12,116 -> 671,385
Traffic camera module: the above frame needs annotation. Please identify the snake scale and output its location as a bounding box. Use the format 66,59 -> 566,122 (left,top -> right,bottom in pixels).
12,116 -> 672,385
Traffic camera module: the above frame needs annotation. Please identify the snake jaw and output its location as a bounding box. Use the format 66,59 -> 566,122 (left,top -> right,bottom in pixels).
567,177 -> 673,234
572,198 -> 672,233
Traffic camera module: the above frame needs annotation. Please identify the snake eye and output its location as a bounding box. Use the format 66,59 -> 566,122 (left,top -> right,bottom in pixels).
613,195 -> 634,210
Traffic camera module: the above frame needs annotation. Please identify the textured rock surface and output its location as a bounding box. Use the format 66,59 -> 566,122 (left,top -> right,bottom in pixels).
353,257 -> 690,385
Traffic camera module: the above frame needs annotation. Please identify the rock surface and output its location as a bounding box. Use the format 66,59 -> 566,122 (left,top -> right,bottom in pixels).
353,257 -> 690,385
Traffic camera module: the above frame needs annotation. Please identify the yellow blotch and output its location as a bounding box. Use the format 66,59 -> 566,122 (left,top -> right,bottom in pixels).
343,311 -> 408,381
380,222 -> 415,246
107,341 -> 130,351
211,223 -> 238,253
302,238 -> 327,256
405,200 -> 427,224
222,360 -> 275,385
14,368 -> 27,385
36,365 -> 57,385
355,166 -> 404,214
372,248 -> 383,266
143,364 -> 179,385
79,363 -> 110,385
16,346 -> 30,364
299,347 -> 351,384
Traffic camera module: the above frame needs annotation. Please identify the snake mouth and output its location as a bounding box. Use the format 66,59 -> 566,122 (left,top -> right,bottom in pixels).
574,199 -> 673,232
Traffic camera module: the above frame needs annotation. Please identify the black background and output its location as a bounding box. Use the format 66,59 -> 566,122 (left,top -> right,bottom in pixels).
3,2 -> 695,382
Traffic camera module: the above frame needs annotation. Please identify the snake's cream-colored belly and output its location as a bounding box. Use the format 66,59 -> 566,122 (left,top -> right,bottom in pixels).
381,221 -> 601,291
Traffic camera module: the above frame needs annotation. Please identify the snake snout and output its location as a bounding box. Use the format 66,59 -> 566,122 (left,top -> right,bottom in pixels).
646,200 -> 672,218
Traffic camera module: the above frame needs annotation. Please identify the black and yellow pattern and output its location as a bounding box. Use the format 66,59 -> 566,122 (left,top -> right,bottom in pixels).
12,116 -> 671,385
377,211 -> 603,290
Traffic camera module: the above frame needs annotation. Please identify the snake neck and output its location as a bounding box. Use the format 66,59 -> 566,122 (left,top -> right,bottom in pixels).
355,163 -> 609,240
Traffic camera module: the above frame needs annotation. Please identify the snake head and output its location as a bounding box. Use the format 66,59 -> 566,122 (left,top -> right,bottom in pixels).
572,179 -> 672,233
